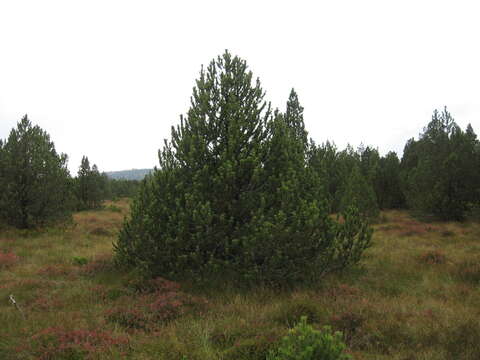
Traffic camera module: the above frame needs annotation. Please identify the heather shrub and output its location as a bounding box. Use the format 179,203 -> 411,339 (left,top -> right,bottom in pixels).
267,317 -> 351,360
106,306 -> 149,331
105,278 -> 206,332
20,327 -> 129,359
37,264 -> 72,277
0,250 -> 19,269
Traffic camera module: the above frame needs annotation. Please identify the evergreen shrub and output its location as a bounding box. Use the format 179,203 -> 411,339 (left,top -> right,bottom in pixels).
114,51 -> 372,285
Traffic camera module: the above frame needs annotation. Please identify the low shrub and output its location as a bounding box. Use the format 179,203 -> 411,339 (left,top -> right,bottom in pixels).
105,307 -> 149,331
0,250 -> 19,269
19,327 -> 129,359
105,278 -> 207,332
267,317 -> 351,360
37,264 -> 72,277
27,295 -> 64,312
72,256 -> 88,266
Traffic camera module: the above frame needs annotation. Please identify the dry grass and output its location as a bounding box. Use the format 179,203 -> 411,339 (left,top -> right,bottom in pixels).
1,202 -> 479,359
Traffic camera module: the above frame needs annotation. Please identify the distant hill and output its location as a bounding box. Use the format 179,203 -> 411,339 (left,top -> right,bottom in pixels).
105,168 -> 153,181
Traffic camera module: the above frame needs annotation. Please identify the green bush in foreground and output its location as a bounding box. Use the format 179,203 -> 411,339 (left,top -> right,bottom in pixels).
267,317 -> 351,360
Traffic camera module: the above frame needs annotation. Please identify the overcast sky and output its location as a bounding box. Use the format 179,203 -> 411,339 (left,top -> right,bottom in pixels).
1,0 -> 479,173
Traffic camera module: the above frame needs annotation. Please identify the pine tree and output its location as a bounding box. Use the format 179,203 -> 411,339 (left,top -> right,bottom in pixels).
0,115 -> 72,228
75,156 -> 106,209
402,107 -> 479,220
115,51 -> 372,285
375,151 -> 405,209
339,163 -> 379,219
308,141 -> 339,212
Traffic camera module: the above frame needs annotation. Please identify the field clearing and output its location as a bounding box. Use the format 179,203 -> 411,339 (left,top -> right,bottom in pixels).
1,200 -> 480,359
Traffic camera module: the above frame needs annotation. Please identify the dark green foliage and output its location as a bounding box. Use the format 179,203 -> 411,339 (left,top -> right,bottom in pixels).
375,152 -> 405,209
115,51 -> 372,285
267,317 -> 351,360
74,156 -> 108,210
307,141 -> 340,212
339,164 -> 379,220
0,115 -> 72,228
107,179 -> 140,199
401,107 -> 479,220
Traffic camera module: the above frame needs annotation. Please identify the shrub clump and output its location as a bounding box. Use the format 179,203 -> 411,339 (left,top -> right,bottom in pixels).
105,277 -> 207,332
114,51 -> 372,286
19,327 -> 129,359
0,250 -> 19,269
267,316 -> 351,360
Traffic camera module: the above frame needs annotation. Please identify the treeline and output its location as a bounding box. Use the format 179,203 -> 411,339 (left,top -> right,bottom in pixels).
0,116 -> 140,228
309,106 -> 480,221
74,156 -> 141,210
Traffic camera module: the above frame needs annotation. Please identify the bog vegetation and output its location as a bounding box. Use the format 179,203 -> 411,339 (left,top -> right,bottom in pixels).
0,51 -> 479,359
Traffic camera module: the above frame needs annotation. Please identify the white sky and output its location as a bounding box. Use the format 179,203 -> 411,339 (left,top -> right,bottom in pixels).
1,0 -> 479,173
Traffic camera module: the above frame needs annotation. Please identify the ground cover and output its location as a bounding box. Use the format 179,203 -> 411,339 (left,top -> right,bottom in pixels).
1,201 -> 479,359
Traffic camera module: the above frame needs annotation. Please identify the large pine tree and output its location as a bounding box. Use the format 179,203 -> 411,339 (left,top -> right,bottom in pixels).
0,115 -> 72,228
115,51 -> 372,285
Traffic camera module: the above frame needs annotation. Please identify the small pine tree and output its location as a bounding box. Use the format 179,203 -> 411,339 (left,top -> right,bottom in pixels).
75,156 -> 107,210
267,317 -> 351,360
115,51 -> 372,285
0,115 -> 72,228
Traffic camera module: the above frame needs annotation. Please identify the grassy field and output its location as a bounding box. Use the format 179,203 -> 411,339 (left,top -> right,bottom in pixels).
1,200 -> 480,359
